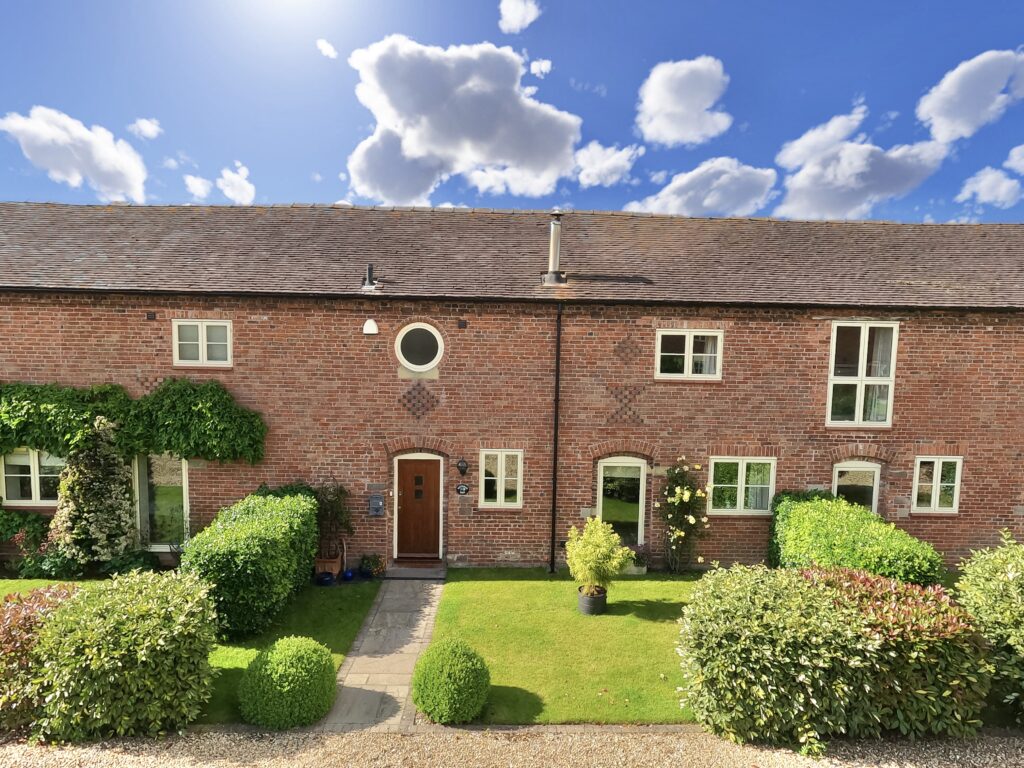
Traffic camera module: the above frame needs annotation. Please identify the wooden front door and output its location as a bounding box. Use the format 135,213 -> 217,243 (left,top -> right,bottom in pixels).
396,458 -> 441,558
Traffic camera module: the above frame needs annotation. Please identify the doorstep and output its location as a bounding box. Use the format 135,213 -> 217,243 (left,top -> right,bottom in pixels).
387,559 -> 447,580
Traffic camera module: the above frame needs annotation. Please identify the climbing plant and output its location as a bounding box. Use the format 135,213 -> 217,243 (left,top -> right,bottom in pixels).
0,378 -> 266,463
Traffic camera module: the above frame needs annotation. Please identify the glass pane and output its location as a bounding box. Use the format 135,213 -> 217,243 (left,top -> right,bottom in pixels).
711,485 -> 738,509
206,342 -> 229,362
176,323 -> 200,343
601,464 -> 641,545
205,324 -> 228,344
660,333 -> 687,354
940,461 -> 958,485
483,453 -> 498,479
146,455 -> 184,546
483,453 -> 498,503
3,451 -> 32,501
866,326 -> 894,377
745,462 -> 771,486
177,341 -> 201,361
504,453 -> 519,480
658,334 -> 686,375
830,383 -> 858,421
399,327 -> 440,367
691,335 -> 718,375
916,461 -> 935,507
38,452 -> 65,501
745,485 -> 769,511
836,468 -> 875,510
483,478 -> 498,503
938,485 -> 955,508
862,384 -> 890,423
691,355 -> 717,376
833,326 -> 861,376
659,354 -> 686,375
712,461 -> 739,485
504,477 -> 518,504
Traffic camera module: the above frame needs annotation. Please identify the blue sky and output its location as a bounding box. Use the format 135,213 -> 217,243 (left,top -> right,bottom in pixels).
2,0 -> 1024,221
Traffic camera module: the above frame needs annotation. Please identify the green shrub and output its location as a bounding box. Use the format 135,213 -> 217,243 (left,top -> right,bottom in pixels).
767,489 -> 834,566
0,584 -> 78,731
565,517 -> 634,596
30,570 -> 216,743
957,531 -> 1024,723
806,568 -> 991,737
238,636 -> 336,729
678,565 -> 875,755
411,639 -> 490,724
49,416 -> 137,569
181,493 -> 318,636
773,496 -> 944,585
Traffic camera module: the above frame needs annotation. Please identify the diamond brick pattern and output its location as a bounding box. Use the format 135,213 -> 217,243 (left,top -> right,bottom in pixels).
400,381 -> 438,418
607,382 -> 645,424
613,334 -> 643,365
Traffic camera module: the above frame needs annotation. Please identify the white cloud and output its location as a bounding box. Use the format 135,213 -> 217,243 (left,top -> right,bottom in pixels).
575,141 -> 644,188
311,172 -> 323,182
499,0 -> 541,34
127,117 -> 162,140
316,38 -> 338,59
773,104 -> 948,219
216,161 -> 255,205
955,166 -> 1021,209
333,199 -> 353,206
183,174 -> 212,200
338,170 -> 348,182
1004,144 -> 1024,176
0,106 -> 146,203
648,169 -> 668,185
624,157 -> 776,216
346,34 -> 581,204
529,58 -> 552,78
162,157 -> 179,170
917,50 -> 1024,142
635,56 -> 732,147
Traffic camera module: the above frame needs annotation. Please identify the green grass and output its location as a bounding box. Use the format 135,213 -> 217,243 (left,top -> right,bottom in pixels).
433,567 -> 698,724
2,576 -> 380,725
599,495 -> 639,523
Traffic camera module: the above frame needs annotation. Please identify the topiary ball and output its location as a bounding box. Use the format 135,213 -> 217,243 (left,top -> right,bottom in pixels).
238,635 -> 336,729
411,638 -> 490,724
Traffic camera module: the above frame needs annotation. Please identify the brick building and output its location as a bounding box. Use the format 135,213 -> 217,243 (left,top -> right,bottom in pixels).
2,203 -> 1023,568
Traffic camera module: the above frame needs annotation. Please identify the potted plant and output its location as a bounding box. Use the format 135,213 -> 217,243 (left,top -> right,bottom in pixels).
359,553 -> 386,579
623,544 -> 648,575
565,517 -> 635,615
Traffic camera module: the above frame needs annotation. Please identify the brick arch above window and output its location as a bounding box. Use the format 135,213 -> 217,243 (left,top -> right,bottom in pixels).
588,439 -> 657,463
384,435 -> 457,458
828,443 -> 898,465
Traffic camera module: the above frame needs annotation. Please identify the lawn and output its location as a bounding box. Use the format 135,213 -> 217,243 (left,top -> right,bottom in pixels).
433,568 -> 699,724
1,576 -> 380,725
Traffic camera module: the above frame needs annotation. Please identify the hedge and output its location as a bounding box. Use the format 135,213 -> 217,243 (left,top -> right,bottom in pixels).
957,531 -> 1024,723
30,571 -> 217,743
238,636 -> 336,729
181,493 -> 318,636
772,495 -> 944,585
412,639 -> 490,724
679,564 -> 992,755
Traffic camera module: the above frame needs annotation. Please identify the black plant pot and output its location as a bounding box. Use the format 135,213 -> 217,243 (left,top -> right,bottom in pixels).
578,586 -> 607,615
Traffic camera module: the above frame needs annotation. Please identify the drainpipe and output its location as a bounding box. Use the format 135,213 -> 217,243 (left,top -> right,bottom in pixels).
549,301 -> 564,573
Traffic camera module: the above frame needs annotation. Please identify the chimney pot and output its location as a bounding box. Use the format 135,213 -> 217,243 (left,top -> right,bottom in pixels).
543,213 -> 567,286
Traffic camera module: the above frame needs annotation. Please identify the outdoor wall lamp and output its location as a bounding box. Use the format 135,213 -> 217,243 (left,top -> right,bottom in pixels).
362,318 -> 379,335
456,458 -> 469,476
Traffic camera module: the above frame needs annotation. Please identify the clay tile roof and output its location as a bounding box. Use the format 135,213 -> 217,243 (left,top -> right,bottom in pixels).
1,202 -> 1023,309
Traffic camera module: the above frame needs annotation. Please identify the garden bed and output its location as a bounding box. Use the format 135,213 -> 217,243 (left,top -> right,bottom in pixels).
432,568 -> 699,724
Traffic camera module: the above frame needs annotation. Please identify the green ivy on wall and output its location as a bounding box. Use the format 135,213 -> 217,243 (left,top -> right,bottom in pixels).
0,378 -> 267,464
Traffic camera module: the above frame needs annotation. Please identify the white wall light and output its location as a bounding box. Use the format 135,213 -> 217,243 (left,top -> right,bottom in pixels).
362,319 -> 379,335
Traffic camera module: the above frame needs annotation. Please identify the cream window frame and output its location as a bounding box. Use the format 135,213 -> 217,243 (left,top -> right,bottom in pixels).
172,319 -> 233,367
654,329 -> 724,381
0,448 -> 65,506
596,455 -> 648,545
912,456 -> 963,514
479,449 -> 524,509
707,457 -> 776,517
826,321 -> 899,428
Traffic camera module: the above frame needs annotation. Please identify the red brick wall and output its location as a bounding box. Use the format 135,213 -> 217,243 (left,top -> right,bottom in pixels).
2,291 -> 1022,568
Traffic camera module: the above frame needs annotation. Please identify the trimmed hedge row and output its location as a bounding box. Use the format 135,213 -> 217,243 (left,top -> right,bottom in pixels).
772,495 -> 944,585
957,532 -> 1024,723
181,493 -> 318,636
679,565 -> 991,755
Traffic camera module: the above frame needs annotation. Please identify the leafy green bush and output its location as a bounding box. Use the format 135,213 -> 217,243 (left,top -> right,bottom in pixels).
181,493 -> 318,636
806,568 -> 991,737
767,489 -> 834,566
49,416 -> 137,569
238,636 -> 336,729
957,531 -> 1024,723
0,508 -> 48,549
30,571 -> 216,743
0,584 -> 78,731
411,639 -> 490,724
679,565 -> 875,755
565,517 -> 634,596
772,496 -> 944,585
255,480 -> 353,559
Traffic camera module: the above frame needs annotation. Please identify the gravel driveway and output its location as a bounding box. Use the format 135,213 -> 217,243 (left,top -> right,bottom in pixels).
2,728 -> 1023,768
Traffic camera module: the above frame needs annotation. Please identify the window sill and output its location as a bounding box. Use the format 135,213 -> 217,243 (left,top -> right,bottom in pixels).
477,505 -> 523,512
909,510 -> 958,516
707,510 -> 772,518
653,375 -> 723,383
2,501 -> 57,510
825,422 -> 892,430
172,364 -> 234,371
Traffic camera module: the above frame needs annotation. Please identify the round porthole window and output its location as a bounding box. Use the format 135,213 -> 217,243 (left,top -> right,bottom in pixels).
395,322 -> 444,372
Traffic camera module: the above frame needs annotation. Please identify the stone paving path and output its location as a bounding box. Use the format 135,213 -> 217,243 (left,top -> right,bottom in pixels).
318,578 -> 443,732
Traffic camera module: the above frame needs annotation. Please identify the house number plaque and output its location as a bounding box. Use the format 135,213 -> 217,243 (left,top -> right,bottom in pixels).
455,483 -> 470,496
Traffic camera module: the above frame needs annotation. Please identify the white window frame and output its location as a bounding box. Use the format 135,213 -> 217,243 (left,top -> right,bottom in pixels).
0,448 -> 65,506
172,319 -> 233,367
654,329 -> 724,381
394,322 -> 445,373
707,457 -> 776,517
478,449 -> 524,509
832,460 -> 881,514
912,456 -> 963,515
596,456 -> 648,545
826,320 -> 899,428
132,455 -> 190,552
